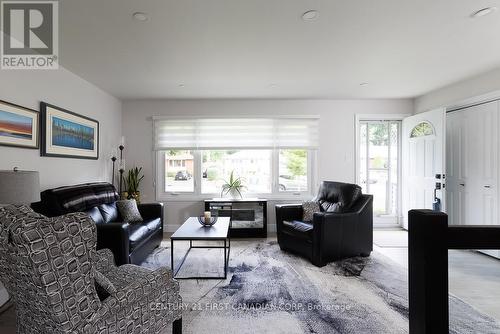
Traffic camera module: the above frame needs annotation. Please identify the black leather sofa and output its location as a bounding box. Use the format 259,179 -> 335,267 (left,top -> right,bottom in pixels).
33,182 -> 163,266
276,181 -> 373,267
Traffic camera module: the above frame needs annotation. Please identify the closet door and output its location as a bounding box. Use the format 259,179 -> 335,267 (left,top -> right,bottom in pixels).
446,110 -> 469,225
469,101 -> 499,227
473,101 -> 500,258
447,101 -> 500,258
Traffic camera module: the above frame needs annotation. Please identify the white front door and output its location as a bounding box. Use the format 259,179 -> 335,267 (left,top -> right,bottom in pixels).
402,108 -> 446,229
358,120 -> 401,226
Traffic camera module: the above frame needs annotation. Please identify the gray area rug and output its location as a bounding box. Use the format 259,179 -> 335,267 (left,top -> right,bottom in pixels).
141,240 -> 500,334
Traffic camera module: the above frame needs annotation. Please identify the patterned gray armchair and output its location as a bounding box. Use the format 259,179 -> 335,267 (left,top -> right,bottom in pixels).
0,205 -> 182,334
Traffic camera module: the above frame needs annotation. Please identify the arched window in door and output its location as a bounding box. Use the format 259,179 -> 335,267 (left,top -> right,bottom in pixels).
410,121 -> 434,138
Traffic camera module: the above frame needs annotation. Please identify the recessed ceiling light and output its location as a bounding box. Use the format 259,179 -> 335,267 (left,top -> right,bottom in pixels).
302,10 -> 319,21
269,84 -> 277,88
471,7 -> 497,18
132,12 -> 150,22
360,82 -> 369,87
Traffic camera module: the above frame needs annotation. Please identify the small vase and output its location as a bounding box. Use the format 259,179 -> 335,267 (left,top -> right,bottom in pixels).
229,188 -> 241,199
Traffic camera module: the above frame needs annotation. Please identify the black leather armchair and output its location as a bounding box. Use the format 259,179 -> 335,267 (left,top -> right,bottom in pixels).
276,181 -> 373,267
33,182 -> 164,266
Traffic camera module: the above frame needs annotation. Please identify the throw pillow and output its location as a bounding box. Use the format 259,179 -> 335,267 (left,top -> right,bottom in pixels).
302,200 -> 320,222
116,199 -> 143,223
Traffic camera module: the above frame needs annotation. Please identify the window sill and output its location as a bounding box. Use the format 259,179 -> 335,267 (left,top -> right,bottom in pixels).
156,193 -> 312,202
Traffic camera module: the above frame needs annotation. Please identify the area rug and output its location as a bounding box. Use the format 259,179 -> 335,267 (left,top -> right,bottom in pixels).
141,240 -> 500,334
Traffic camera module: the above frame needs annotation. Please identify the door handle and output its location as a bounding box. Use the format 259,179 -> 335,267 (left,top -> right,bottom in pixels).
484,185 -> 492,188
459,183 -> 465,186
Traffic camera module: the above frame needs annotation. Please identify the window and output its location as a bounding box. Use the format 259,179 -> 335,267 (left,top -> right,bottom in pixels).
165,150 -> 194,192
410,121 -> 434,138
154,117 -> 319,199
279,149 -> 308,192
201,150 -> 272,194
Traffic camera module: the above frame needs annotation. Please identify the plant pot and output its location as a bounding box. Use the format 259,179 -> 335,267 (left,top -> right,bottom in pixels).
127,191 -> 141,204
227,188 -> 242,199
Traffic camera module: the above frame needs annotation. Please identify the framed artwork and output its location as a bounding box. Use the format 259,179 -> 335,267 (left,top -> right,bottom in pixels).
40,102 -> 99,159
0,100 -> 39,149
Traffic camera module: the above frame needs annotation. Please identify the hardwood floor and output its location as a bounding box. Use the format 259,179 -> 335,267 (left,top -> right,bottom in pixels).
374,229 -> 500,321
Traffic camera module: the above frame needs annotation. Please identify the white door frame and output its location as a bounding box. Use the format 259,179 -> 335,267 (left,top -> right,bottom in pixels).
355,114 -> 410,227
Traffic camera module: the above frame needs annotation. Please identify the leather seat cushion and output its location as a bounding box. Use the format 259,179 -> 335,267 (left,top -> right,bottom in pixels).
129,219 -> 162,250
98,202 -> 119,223
145,218 -> 162,232
86,207 -> 104,224
315,181 -> 362,213
282,220 -> 313,240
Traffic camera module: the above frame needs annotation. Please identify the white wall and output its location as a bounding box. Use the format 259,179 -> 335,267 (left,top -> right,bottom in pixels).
122,99 -> 413,231
0,68 -> 122,190
0,67 -> 122,308
415,68 -> 500,113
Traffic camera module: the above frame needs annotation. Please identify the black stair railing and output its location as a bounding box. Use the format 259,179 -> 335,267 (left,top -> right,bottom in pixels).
408,209 -> 500,334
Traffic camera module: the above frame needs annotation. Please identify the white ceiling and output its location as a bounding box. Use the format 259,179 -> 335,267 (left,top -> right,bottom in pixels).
60,0 -> 500,100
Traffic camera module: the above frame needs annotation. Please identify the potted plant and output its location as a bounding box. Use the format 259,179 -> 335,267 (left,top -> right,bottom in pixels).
124,167 -> 145,203
221,170 -> 245,199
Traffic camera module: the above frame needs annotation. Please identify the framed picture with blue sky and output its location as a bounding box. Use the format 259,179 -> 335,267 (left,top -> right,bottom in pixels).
0,100 -> 39,149
40,102 -> 99,159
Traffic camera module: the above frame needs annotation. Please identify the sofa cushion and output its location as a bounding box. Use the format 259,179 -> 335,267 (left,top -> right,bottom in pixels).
129,224 -> 151,250
282,220 -> 313,240
116,200 -> 143,224
315,181 -> 362,213
320,201 -> 344,213
40,182 -> 119,216
86,207 -> 104,224
145,218 -> 162,233
98,202 -> 119,223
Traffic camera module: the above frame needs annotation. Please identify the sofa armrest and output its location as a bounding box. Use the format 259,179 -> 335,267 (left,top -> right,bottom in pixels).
311,197 -> 373,264
138,203 -> 164,224
275,204 -> 303,236
96,222 -> 130,266
275,204 -> 303,223
85,267 -> 182,329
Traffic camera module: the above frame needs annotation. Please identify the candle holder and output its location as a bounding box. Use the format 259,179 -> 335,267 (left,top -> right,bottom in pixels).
118,142 -> 125,196
197,216 -> 218,227
111,156 -> 117,186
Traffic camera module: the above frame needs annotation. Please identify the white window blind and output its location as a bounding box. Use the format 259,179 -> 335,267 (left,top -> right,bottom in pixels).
153,117 -> 319,150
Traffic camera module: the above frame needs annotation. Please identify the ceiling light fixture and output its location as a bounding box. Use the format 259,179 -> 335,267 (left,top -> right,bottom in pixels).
269,84 -> 277,88
132,12 -> 150,22
360,82 -> 369,87
302,10 -> 319,21
471,7 -> 497,18
178,84 -> 185,88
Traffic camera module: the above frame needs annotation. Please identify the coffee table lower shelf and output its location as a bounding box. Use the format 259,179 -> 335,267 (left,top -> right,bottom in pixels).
170,238 -> 230,280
